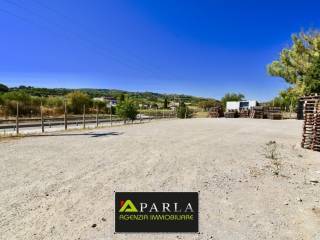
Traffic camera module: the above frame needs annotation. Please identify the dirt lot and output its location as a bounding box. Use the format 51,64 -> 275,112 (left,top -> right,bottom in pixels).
0,118 -> 319,240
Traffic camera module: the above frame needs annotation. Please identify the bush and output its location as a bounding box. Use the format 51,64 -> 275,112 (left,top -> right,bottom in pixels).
176,102 -> 192,118
66,91 -> 91,114
116,99 -> 138,122
1,91 -> 37,116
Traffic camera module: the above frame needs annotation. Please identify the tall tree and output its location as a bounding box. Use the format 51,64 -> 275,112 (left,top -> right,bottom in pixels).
163,97 -> 168,109
268,31 -> 320,95
0,83 -> 9,93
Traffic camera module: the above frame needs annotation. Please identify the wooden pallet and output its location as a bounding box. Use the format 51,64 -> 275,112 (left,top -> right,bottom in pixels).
301,97 -> 320,152
239,109 -> 249,118
224,111 -> 237,118
209,106 -> 223,118
250,106 -> 264,119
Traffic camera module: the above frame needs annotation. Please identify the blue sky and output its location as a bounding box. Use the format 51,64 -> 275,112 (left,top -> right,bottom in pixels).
0,0 -> 320,100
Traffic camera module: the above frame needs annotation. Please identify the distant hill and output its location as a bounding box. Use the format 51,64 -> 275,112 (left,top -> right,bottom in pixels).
8,85 -> 215,105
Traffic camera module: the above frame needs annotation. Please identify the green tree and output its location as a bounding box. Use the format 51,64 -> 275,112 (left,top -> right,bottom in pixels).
221,93 -> 245,110
46,96 -> 64,108
2,90 -> 31,103
93,100 -> 107,112
267,31 -> 320,95
0,83 -> 9,93
176,102 -> 192,118
304,55 -> 320,94
118,94 -> 125,102
163,98 -> 168,109
198,100 -> 219,111
116,99 -> 138,123
66,91 -> 91,114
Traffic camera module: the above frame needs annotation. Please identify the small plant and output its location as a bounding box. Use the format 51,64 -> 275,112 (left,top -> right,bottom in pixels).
264,141 -> 282,176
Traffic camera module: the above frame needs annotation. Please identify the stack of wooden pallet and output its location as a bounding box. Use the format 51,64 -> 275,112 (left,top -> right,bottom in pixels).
209,106 -> 222,118
267,107 -> 282,120
301,95 -> 320,152
224,111 -> 237,118
239,109 -> 249,118
250,106 -> 264,119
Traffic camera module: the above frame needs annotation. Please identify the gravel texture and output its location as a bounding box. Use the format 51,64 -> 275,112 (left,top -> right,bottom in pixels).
0,118 -> 319,240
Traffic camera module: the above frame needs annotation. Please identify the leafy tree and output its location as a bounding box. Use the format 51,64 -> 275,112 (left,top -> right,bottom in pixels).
45,96 -> 64,108
304,55 -> 320,94
268,31 -> 320,95
116,99 -> 138,123
0,95 -> 4,105
198,100 -> 219,111
151,103 -> 158,109
118,94 -> 125,102
66,91 -> 91,114
0,83 -> 9,93
221,93 -> 245,110
2,90 -> 31,103
176,102 -> 192,118
163,97 -> 168,109
93,100 -> 107,112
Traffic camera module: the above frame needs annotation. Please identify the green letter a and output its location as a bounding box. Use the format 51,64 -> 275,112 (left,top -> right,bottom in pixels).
119,200 -> 138,213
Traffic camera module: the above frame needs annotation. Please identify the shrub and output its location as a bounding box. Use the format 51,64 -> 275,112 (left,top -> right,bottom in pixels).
116,99 -> 138,123
66,91 -> 91,114
176,102 -> 192,118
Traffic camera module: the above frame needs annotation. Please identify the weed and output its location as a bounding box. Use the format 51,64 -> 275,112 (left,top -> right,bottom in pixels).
264,141 -> 282,176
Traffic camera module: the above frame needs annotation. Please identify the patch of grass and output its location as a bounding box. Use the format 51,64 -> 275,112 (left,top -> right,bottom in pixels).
264,140 -> 282,176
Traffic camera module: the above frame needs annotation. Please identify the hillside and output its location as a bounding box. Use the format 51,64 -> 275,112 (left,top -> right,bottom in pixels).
7,85 -> 214,104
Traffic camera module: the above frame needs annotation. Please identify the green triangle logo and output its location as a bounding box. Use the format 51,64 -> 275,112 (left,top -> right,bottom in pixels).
119,200 -> 138,213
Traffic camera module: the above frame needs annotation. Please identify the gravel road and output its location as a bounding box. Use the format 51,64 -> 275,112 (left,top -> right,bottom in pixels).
0,118 -> 319,240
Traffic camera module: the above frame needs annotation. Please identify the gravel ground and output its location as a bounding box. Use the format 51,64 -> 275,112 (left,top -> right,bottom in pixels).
0,118 -> 319,240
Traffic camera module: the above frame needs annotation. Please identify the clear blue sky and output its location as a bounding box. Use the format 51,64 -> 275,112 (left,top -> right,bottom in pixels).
0,0 -> 320,100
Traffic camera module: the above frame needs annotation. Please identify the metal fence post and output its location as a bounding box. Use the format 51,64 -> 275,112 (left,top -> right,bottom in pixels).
83,104 -> 86,129
41,102 -> 44,133
96,106 -> 99,127
110,105 -> 112,126
64,100 -> 67,130
16,102 -> 19,135
140,110 -> 142,123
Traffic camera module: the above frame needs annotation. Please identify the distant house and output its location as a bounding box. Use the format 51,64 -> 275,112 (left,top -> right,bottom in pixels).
168,101 -> 179,110
226,100 -> 258,111
93,96 -> 117,106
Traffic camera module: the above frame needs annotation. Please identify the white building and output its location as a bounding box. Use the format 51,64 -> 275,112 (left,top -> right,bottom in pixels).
93,96 -> 117,107
226,100 -> 257,111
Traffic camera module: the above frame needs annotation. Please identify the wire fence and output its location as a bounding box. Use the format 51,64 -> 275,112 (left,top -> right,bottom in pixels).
0,103 -> 177,135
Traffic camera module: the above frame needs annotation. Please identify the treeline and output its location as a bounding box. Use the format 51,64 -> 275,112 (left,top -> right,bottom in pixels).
2,85 -> 210,104
0,84 -> 214,118
0,90 -> 108,117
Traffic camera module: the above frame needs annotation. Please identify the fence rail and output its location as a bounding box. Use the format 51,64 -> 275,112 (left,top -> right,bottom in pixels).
0,103 -> 176,135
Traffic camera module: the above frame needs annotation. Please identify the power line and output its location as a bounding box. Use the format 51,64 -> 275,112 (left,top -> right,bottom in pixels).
2,0 -> 166,78
28,0 -> 183,82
